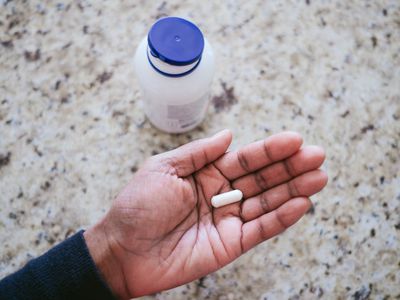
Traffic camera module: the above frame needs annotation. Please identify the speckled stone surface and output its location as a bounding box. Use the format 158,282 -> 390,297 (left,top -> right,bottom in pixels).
1,1 -> 399,299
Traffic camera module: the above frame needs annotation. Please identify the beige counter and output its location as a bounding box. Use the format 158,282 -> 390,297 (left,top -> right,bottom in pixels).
1,1 -> 399,298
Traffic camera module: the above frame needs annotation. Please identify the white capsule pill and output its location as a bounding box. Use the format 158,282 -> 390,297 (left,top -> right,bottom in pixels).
211,189 -> 243,208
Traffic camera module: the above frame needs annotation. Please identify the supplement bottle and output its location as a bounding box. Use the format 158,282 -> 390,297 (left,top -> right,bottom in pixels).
134,17 -> 215,133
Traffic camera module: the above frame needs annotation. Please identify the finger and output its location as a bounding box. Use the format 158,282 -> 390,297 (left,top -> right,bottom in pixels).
214,131 -> 303,180
151,129 -> 232,177
232,145 -> 325,198
241,197 -> 311,252
241,170 -> 328,222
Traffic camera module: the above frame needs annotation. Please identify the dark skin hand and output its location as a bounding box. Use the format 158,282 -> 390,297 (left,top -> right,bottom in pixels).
84,130 -> 327,299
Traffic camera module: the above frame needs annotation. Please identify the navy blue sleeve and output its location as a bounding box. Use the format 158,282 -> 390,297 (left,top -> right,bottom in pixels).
0,230 -> 117,300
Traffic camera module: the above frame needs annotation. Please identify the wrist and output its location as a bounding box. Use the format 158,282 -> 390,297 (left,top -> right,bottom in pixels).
84,218 -> 130,300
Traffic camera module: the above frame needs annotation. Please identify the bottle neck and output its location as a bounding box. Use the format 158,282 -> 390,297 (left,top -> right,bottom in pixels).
146,46 -> 202,78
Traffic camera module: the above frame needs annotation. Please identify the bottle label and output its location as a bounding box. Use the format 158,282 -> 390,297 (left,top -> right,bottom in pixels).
167,94 -> 208,129
145,93 -> 209,132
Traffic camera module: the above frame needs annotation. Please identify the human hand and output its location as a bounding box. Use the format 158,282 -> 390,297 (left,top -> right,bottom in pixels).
84,130 -> 327,299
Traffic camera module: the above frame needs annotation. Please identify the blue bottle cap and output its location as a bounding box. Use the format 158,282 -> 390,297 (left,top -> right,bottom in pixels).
148,17 -> 205,66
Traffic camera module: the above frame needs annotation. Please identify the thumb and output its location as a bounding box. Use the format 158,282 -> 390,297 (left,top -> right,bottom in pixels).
153,129 -> 232,177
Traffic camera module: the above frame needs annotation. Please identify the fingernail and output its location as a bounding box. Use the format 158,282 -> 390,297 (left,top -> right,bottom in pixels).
213,129 -> 231,138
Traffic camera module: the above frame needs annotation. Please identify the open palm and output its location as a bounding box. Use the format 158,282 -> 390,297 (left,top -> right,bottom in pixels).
89,130 -> 327,299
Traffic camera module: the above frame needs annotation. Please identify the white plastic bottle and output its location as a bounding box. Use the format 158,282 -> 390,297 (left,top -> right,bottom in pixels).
134,17 -> 215,133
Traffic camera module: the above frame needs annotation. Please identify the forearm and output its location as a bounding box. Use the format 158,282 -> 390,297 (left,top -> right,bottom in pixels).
84,218 -> 130,300
0,230 -> 117,300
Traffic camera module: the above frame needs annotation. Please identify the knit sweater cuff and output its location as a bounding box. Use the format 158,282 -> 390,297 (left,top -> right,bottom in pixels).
0,230 -> 117,300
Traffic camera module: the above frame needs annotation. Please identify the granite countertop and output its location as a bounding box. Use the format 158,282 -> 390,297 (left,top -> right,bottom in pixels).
1,1 -> 399,299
